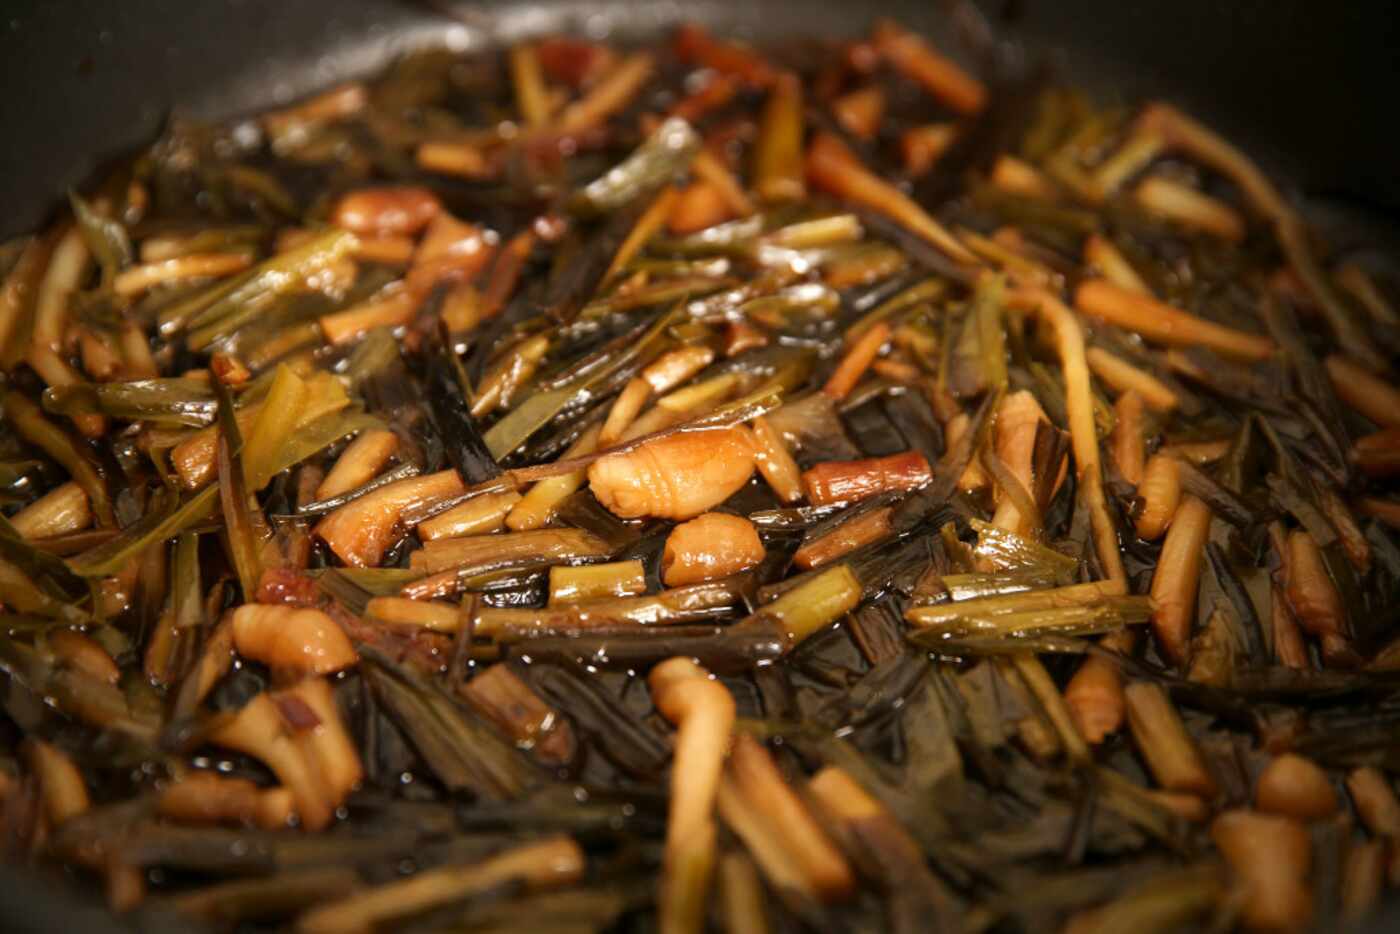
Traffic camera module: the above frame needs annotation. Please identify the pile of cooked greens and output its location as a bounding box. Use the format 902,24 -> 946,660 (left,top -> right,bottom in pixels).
0,16 -> 1397,934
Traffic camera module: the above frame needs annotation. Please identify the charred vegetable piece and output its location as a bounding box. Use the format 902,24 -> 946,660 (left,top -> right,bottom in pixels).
427,351 -> 502,484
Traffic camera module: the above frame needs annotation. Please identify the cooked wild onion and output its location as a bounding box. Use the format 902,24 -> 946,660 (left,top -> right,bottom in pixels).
0,16 -> 1396,934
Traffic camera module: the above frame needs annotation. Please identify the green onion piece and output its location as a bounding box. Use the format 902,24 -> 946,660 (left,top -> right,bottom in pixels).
569,117 -> 700,216
213,378 -> 263,599
160,228 -> 355,345
68,191 -> 132,288
846,277 -> 947,345
752,563 -> 861,648
171,532 -> 204,630
484,307 -> 677,459
67,486 -> 218,578
970,518 -> 1080,584
43,378 -> 217,428
974,274 -> 1008,393
2,391 -> 115,527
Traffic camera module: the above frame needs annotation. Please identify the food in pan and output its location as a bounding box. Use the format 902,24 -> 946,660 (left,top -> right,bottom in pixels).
0,15 -> 1397,933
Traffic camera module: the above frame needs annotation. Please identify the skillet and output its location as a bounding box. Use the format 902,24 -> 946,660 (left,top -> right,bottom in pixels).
3,0 -> 1400,243
0,1 -> 1398,930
